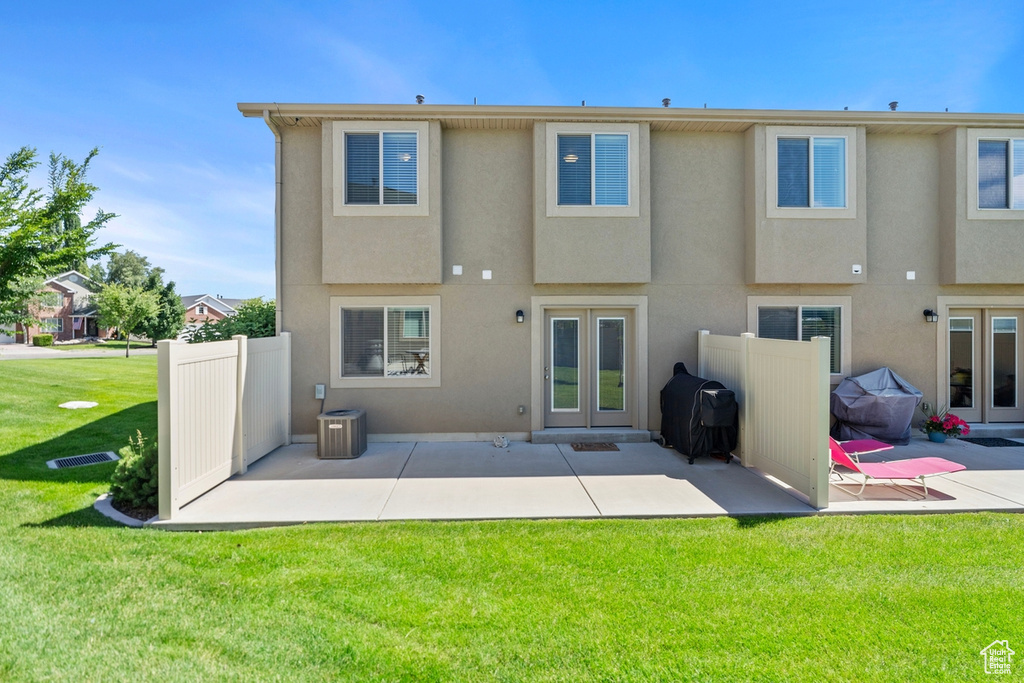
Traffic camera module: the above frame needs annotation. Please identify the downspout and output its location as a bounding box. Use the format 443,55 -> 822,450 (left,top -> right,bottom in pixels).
262,110 -> 283,335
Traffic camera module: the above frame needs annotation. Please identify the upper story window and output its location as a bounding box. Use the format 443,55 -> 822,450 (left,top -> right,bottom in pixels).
345,131 -> 418,206
332,121 -> 430,218
765,126 -> 858,220
545,123 -> 640,218
38,291 -> 64,308
557,133 -> 629,206
197,305 -> 207,315
777,136 -> 847,208
978,138 -> 1024,210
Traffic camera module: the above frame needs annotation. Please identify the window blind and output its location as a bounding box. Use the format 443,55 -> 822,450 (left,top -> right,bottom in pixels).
1014,140 -> 1024,209
777,138 -> 809,207
345,133 -> 380,204
801,306 -> 840,373
594,134 -> 628,206
979,140 -> 1009,209
812,138 -> 845,208
557,134 -> 592,205
342,308 -> 385,377
758,307 -> 798,341
382,132 -> 417,205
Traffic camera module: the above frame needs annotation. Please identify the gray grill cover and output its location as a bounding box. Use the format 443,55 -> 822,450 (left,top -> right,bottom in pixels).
830,367 -> 923,445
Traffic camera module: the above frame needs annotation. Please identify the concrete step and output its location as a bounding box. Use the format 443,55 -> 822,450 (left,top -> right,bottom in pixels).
965,423 -> 1024,438
531,428 -> 653,444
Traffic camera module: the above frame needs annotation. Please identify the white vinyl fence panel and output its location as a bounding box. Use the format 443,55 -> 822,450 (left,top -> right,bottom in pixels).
698,330 -> 830,509
242,334 -> 291,466
159,333 -> 291,520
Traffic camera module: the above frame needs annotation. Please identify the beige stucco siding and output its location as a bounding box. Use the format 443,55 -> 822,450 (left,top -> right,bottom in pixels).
272,113 -> 1024,438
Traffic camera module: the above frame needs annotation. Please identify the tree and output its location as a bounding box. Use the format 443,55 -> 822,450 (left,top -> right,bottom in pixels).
185,298 -> 276,343
0,147 -> 116,332
137,271 -> 185,345
106,250 -> 160,289
95,284 -> 159,357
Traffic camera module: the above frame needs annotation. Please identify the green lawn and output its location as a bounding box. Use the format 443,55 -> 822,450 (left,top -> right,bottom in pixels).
2,358 -> 1023,681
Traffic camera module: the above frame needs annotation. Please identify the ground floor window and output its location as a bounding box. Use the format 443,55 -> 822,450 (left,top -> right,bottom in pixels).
748,296 -> 851,376
42,317 -> 63,333
330,295 -> 441,389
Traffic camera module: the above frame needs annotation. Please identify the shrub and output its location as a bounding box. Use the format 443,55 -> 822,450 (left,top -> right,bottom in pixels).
33,334 -> 54,347
185,298 -> 275,343
110,430 -> 159,511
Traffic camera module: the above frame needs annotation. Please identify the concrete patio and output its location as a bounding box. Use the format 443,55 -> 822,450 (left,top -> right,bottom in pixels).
147,434 -> 1024,530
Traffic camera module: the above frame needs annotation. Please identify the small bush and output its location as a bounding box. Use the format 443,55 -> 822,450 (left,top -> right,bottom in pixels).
110,430 -> 159,511
33,334 -> 54,347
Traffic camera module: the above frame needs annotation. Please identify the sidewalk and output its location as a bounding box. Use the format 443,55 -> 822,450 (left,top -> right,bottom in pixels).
0,344 -> 157,360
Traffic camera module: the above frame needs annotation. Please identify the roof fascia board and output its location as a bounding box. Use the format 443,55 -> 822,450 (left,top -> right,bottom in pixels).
238,102 -> 1024,129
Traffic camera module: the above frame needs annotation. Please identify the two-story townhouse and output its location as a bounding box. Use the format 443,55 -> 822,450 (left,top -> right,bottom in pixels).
238,103 -> 1024,442
12,270 -> 107,344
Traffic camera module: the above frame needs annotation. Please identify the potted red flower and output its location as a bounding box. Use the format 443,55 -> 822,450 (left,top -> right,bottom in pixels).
920,404 -> 970,443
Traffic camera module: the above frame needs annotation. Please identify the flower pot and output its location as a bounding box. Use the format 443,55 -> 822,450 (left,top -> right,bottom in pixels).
927,432 -> 947,443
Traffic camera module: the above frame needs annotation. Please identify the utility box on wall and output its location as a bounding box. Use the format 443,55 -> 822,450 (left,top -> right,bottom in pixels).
317,409 -> 367,459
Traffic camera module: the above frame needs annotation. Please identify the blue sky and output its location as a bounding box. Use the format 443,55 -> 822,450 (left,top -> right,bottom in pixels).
3,0 -> 1022,299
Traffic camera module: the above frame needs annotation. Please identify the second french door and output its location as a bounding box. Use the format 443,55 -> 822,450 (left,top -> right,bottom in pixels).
948,308 -> 1024,423
544,309 -> 634,428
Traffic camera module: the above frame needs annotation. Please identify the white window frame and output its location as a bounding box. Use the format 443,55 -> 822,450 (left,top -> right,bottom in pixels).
42,317 -> 63,333
747,295 -> 851,378
546,123 -> 640,218
967,128 -> 1024,220
332,121 -> 429,217
329,295 -> 440,388
766,126 -> 857,220
197,305 -> 207,315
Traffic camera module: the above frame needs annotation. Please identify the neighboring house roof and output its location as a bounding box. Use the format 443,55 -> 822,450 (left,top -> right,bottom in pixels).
182,294 -> 241,316
46,270 -> 102,292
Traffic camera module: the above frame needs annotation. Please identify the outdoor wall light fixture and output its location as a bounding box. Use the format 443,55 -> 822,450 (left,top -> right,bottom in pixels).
923,309 -> 939,323
516,310 -> 525,323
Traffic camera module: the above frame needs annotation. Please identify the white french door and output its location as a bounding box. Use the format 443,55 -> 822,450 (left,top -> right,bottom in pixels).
948,308 -> 1024,423
544,309 -> 634,428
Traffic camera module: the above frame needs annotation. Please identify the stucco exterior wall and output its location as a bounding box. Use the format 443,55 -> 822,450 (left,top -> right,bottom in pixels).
274,114 -> 1024,438
532,122 -> 651,284
320,120 -> 443,284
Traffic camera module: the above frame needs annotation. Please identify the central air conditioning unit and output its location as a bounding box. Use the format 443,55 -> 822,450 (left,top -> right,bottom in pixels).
316,409 -> 367,459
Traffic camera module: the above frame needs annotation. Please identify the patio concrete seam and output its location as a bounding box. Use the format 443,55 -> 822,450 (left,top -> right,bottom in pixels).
944,476 -> 1024,507
555,443 -> 605,516
376,442 -> 417,520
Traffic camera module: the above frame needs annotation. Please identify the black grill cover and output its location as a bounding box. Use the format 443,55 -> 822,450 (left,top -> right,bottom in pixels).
830,367 -> 923,445
660,363 -> 739,463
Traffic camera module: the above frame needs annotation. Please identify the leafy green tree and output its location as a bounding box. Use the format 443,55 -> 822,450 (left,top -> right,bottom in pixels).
185,298 -> 276,343
105,250 -> 159,289
0,147 -> 116,332
95,284 -> 159,357
137,271 -> 185,345
82,259 -> 106,284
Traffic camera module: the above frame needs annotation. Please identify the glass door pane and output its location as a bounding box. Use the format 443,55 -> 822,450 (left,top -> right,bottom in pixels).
949,317 -> 974,409
992,317 -> 1017,408
596,317 -> 625,412
551,318 -> 580,412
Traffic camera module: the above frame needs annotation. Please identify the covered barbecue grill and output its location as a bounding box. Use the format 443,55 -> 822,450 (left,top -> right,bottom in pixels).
830,367 -> 923,445
659,363 -> 738,464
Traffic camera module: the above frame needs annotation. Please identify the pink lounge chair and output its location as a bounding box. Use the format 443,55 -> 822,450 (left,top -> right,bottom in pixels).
829,437 -> 966,497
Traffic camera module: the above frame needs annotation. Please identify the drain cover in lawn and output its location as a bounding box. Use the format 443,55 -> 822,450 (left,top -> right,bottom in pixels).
571,442 -> 619,451
961,437 -> 1024,448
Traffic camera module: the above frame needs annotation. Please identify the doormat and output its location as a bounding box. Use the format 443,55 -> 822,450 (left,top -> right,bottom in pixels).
571,442 -> 619,452
960,437 -> 1024,448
